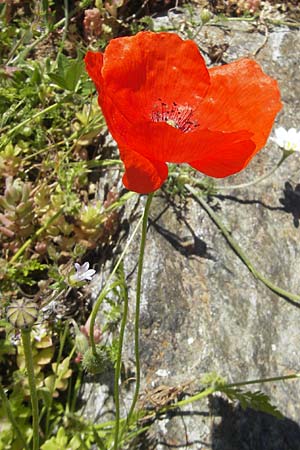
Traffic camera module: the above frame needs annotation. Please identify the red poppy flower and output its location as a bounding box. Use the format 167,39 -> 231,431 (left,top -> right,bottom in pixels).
85,32 -> 282,194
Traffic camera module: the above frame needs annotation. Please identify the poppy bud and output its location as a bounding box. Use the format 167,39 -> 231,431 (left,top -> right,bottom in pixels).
200,8 -> 212,24
82,345 -> 112,375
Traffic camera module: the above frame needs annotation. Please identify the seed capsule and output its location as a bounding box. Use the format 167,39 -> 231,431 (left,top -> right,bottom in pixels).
7,299 -> 38,329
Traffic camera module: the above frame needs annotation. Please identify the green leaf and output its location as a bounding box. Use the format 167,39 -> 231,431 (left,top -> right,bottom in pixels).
220,386 -> 284,419
64,60 -> 84,92
48,73 -> 69,90
49,57 -> 84,92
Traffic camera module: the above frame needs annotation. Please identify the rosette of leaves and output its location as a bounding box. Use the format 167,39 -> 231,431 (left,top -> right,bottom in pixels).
0,143 -> 22,178
0,177 -> 35,253
34,185 -> 77,259
76,201 -> 105,248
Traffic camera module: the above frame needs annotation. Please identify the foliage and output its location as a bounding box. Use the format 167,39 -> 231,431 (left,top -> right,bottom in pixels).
201,372 -> 283,419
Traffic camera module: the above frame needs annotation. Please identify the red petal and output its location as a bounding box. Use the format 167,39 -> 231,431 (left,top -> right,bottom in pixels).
84,51 -> 104,93
198,59 -> 282,151
189,139 -> 256,177
124,122 -> 253,164
96,90 -> 257,177
101,32 -> 210,124
119,148 -> 168,194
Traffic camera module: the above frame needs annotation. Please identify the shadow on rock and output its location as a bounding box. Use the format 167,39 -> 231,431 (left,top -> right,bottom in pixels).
210,395 -> 300,450
279,181 -> 300,228
149,218 -> 211,259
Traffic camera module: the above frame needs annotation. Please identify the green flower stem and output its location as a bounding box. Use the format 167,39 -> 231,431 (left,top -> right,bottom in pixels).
215,151 -> 292,191
113,280 -> 129,450
7,103 -> 59,138
225,372 -> 300,388
162,373 -> 300,413
89,207 -> 141,354
86,159 -> 123,168
44,321 -> 69,439
21,329 -> 39,450
0,381 -> 29,450
186,184 -> 300,304
123,192 -> 154,431
9,207 -> 64,265
103,191 -> 136,216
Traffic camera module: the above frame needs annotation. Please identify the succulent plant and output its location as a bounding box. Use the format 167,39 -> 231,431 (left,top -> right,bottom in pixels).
0,177 -> 35,253
0,143 -> 22,178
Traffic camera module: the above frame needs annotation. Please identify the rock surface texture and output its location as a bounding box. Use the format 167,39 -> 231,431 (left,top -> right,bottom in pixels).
82,18 -> 300,450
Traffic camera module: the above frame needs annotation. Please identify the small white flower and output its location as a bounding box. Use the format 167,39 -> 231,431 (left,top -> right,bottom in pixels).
272,127 -> 300,152
70,262 -> 96,283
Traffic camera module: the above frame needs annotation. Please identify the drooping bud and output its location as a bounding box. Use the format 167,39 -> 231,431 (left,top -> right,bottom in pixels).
82,345 -> 112,375
200,8 -> 212,24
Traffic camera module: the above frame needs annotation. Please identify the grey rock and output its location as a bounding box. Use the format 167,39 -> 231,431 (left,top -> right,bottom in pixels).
82,19 -> 300,450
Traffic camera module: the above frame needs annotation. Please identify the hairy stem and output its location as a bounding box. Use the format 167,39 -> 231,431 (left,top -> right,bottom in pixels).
124,193 -> 154,430
21,329 -> 39,450
162,372 -> 300,413
113,275 -> 129,450
89,210 -> 141,354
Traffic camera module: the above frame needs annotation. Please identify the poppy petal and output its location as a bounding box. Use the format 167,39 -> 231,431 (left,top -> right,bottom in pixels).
189,138 -> 256,177
101,32 -> 210,124
119,148 -> 168,194
198,59 -> 282,151
85,51 -> 104,93
123,122 -> 254,164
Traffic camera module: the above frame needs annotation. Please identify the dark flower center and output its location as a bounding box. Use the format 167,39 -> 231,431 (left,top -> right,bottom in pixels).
151,99 -> 198,133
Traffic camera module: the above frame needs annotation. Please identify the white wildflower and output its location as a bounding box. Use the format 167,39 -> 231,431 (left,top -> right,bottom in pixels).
70,262 -> 96,283
272,127 -> 300,152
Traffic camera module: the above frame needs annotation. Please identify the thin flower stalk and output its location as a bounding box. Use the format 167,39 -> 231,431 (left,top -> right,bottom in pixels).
44,322 -> 69,439
7,103 -> 59,138
122,192 -> 154,435
89,212 -> 142,354
113,277 -> 129,450
186,184 -> 300,304
21,329 -> 39,450
161,373 -> 300,413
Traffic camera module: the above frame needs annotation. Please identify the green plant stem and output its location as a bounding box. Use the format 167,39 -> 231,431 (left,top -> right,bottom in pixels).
216,152 -> 292,191
123,193 -> 154,431
21,329 -> 39,450
8,18 -> 66,64
162,372 -> 300,413
89,206 -> 141,353
113,280 -> 129,450
9,207 -> 63,265
0,381 -> 29,450
44,321 -> 69,439
7,103 -> 59,138
186,184 -> 300,304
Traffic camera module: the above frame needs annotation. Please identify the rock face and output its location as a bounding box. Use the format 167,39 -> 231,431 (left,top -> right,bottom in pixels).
82,19 -> 300,449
